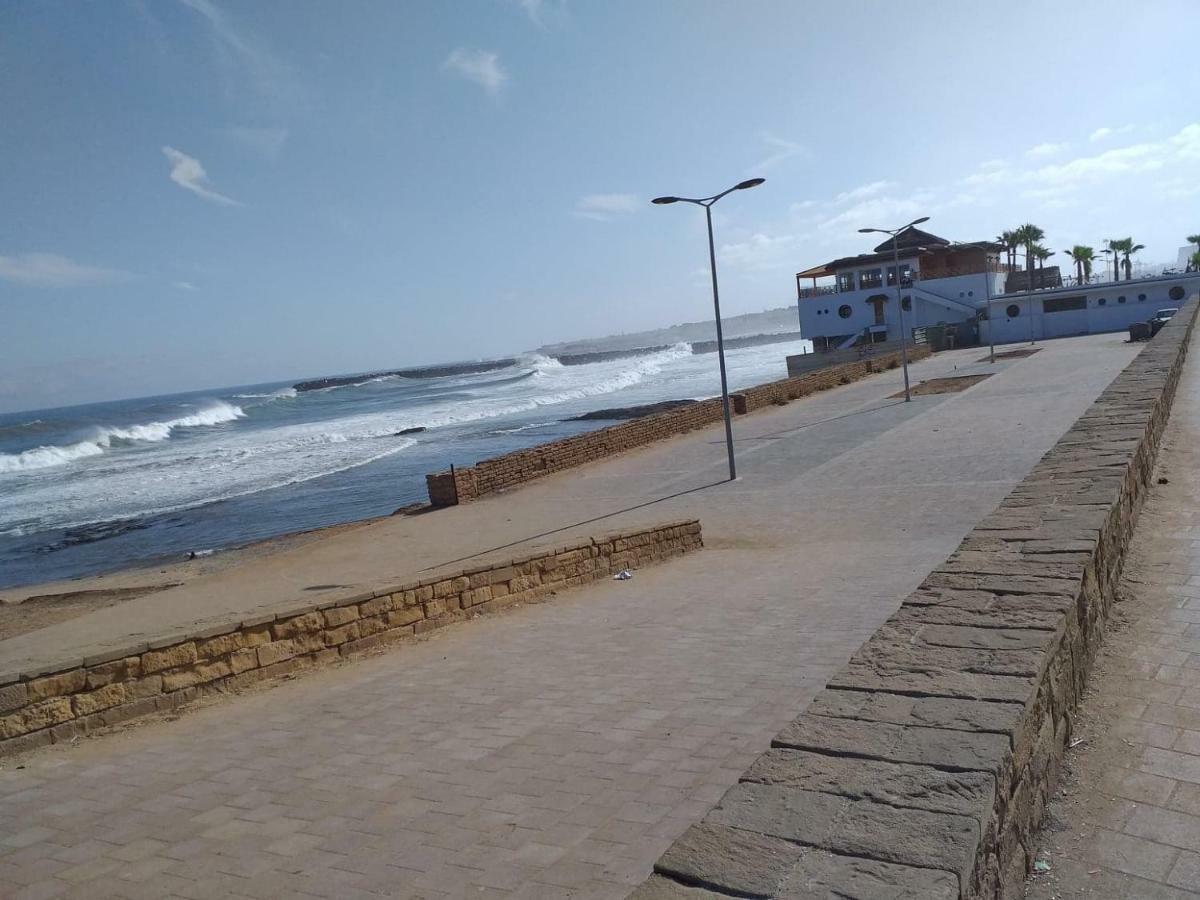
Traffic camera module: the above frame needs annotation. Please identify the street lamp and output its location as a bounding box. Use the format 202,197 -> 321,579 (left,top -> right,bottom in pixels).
652,177 -> 765,481
858,215 -> 930,402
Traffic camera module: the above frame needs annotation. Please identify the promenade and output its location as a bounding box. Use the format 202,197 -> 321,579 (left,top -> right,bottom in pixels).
0,335 -> 1140,899
1026,330 -> 1200,899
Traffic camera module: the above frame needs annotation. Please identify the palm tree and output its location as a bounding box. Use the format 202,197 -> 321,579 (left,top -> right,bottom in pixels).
997,230 -> 1018,271
1067,245 -> 1095,284
1113,237 -> 1145,280
1187,233 -> 1200,250
1104,238 -> 1123,281
1010,223 -> 1045,289
1191,250 -> 1200,272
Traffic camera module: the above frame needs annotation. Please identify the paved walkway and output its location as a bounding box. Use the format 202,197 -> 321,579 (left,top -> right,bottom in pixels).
0,336 -> 1141,899
1026,333 -> 1200,899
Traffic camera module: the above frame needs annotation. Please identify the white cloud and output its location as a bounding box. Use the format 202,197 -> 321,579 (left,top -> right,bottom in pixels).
1026,142 -> 1069,158
162,146 -> 242,206
819,195 -> 926,234
719,232 -> 809,271
173,280 -> 199,291
516,0 -> 564,28
444,48 -> 508,96
1089,124 -> 1135,143
979,159 -> 1006,170
180,0 -> 297,110
831,180 -> 895,205
227,126 -> 288,159
0,253 -> 130,288
574,193 -> 638,221
748,132 -> 807,173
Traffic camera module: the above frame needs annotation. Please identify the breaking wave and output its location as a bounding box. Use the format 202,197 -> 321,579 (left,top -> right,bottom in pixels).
0,401 -> 245,474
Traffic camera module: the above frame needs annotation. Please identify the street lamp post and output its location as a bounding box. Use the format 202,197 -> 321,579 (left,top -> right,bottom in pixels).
985,248 -> 995,363
652,177 -> 765,481
858,216 -> 930,402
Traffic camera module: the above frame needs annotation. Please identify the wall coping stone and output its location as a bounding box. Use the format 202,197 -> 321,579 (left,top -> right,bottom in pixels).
637,295 -> 1199,899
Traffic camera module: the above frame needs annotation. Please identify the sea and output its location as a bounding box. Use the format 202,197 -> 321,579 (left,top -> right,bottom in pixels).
0,338 -> 811,589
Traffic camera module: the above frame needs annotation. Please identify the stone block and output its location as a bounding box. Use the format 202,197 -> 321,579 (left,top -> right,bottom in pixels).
0,682 -> 29,714
626,875 -> 728,899
774,714 -> 1011,776
830,660 -> 1037,704
125,675 -> 164,699
386,607 -> 423,628
324,622 -> 361,646
654,822 -> 806,897
322,606 -> 359,628
26,669 -> 86,702
0,697 -> 74,739
743,748 -> 994,818
141,642 -> 198,675
195,633 -> 245,660
271,611 -> 324,640
242,624 -> 273,648
73,683 -> 127,716
707,783 -> 978,884
84,656 -> 142,689
356,615 -> 387,637
256,641 -> 298,668
808,689 -> 1024,735
228,648 -> 258,674
359,595 -> 392,617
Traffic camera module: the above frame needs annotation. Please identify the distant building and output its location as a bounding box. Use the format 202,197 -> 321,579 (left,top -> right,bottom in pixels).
795,226 -> 1200,348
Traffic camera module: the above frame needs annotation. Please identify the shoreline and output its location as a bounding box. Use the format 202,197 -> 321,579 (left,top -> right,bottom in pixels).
0,516 -> 382,640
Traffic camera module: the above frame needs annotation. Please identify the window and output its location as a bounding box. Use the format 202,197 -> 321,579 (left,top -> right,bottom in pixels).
837,272 -> 855,292
1170,286 -> 1185,301
901,296 -> 912,312
886,264 -> 912,286
1138,294 -> 1147,302
860,268 -> 883,289
1097,297 -> 1107,306
1118,296 -> 1126,304
1043,296 -> 1086,313
838,305 -> 852,319
1006,304 -> 1021,318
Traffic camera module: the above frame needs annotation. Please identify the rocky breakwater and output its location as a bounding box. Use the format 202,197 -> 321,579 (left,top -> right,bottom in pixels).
294,359 -> 517,392
633,295 -> 1199,899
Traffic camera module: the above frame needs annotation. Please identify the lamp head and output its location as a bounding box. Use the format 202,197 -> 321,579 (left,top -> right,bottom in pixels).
858,228 -> 882,234
909,216 -> 931,226
735,178 -> 765,191
651,196 -> 679,205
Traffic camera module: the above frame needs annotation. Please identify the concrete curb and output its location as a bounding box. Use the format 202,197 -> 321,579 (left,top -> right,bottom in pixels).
0,520 -> 702,757
632,297 -> 1199,900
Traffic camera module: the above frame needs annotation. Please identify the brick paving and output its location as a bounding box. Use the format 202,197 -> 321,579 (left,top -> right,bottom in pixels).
0,335 -> 1142,900
1026,333 -> 1200,900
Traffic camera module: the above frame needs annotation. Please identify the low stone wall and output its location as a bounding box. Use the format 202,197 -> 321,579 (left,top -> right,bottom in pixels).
427,346 -> 930,506
785,338 -> 914,377
0,520 -> 702,757
633,296 -> 1199,900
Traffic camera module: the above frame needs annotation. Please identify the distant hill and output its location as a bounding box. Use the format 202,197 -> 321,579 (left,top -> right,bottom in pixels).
537,306 -> 801,356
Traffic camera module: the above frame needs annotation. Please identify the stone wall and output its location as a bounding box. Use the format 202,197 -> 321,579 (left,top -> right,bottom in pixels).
633,295 -> 1199,900
427,346 -> 931,506
0,520 -> 702,757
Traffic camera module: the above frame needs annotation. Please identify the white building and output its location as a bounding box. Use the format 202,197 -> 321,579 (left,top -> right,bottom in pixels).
795,226 -> 1200,348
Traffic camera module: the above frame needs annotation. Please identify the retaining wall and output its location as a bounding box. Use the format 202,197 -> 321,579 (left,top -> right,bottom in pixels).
427,345 -> 931,505
0,520 -> 702,757
633,295 -> 1199,900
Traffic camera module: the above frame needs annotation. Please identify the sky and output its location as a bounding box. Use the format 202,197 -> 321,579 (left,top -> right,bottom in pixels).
2,0 -> 1198,413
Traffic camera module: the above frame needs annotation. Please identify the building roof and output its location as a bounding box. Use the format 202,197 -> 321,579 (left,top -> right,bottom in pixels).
796,227 -> 1004,280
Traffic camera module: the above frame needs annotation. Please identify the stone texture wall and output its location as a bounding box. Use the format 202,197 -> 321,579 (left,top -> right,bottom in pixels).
427,346 -> 930,506
633,296 -> 1199,900
0,520 -> 702,757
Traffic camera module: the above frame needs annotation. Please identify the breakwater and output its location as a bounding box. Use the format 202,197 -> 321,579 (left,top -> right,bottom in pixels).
294,359 -> 517,392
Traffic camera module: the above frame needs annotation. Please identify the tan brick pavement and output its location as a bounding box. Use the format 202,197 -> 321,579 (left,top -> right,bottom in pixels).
1026,329 -> 1200,900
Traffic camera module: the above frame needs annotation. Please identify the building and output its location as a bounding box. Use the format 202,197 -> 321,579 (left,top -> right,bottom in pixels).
795,226 -> 1200,348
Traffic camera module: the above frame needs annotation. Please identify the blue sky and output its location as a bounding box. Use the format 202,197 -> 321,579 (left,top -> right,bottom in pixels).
2,0 -> 1198,412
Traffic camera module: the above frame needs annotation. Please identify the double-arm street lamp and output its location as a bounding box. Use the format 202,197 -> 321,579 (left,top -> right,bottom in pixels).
858,216 -> 929,402
652,177 -> 765,481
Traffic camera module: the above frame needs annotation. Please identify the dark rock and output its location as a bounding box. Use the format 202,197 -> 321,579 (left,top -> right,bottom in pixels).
394,427 -> 426,435
569,399 -> 699,421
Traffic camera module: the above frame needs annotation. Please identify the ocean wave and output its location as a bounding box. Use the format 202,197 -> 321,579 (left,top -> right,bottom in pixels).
0,401 -> 245,474
232,387 -> 297,401
3,437 -> 418,539
490,421 -> 559,435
